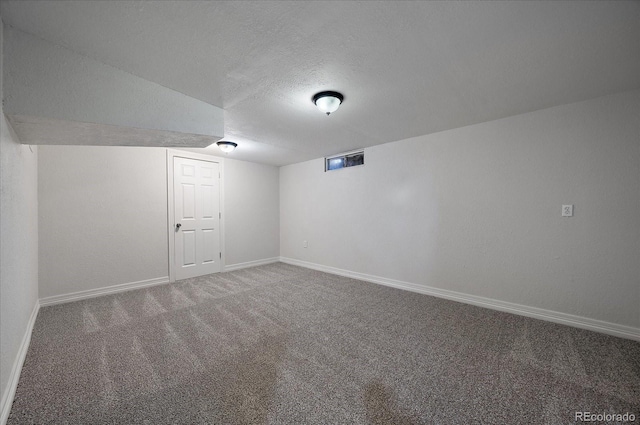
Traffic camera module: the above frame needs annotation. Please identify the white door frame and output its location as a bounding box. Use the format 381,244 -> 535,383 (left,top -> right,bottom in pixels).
167,149 -> 226,282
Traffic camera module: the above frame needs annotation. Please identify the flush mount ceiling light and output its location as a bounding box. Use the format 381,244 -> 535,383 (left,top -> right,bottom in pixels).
216,141 -> 237,153
313,91 -> 344,115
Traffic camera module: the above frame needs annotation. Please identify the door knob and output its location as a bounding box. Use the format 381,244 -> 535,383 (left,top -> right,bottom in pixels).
176,223 -> 182,229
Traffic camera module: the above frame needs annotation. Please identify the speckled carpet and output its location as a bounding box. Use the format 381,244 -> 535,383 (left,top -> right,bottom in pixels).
7,263 -> 640,424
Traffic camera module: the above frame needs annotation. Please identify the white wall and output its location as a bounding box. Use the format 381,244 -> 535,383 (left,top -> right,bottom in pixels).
38,146 -> 280,298
0,17 -> 39,421
38,146 -> 169,298
280,90 -> 640,332
224,158 -> 280,266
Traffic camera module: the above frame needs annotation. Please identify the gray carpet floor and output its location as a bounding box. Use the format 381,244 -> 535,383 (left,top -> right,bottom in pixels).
7,263 -> 640,424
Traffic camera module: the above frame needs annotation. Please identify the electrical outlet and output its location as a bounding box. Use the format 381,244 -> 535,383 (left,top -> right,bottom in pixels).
562,205 -> 573,217
303,240 -> 308,248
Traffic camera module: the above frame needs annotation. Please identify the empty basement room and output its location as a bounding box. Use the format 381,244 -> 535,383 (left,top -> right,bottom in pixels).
1,1 -> 639,424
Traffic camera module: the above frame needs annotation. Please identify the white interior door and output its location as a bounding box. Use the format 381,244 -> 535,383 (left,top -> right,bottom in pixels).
174,157 -> 221,280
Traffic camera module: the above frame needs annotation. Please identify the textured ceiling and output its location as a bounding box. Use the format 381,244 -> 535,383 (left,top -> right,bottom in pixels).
2,1 -> 640,166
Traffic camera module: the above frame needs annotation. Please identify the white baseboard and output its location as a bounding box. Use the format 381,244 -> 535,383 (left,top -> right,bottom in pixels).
1,300 -> 40,425
39,276 -> 170,307
224,257 -> 280,272
280,257 -> 640,341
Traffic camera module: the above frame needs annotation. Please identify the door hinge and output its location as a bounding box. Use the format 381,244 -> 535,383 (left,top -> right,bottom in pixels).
219,252 -> 222,259
219,212 -> 221,219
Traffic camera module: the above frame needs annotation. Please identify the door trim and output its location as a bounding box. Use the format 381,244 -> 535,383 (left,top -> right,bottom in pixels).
167,149 -> 225,282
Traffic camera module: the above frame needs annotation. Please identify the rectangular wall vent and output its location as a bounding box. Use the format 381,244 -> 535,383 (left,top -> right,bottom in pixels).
325,150 -> 364,172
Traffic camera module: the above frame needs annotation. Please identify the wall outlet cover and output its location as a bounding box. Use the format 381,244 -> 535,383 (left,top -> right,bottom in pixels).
562,205 -> 574,217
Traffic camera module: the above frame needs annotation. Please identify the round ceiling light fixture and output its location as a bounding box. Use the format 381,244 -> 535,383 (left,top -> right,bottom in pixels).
216,141 -> 238,153
313,91 -> 344,115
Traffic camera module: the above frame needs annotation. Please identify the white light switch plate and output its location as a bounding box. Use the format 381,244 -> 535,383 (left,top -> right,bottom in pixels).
562,205 -> 573,217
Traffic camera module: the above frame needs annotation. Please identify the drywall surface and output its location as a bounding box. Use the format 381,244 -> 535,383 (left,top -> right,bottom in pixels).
38,146 -> 281,298
280,90 -> 640,329
0,17 -> 39,419
224,158 -> 279,266
2,1 -> 639,165
38,146 -> 169,298
6,115 -> 221,149
3,25 -> 223,146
